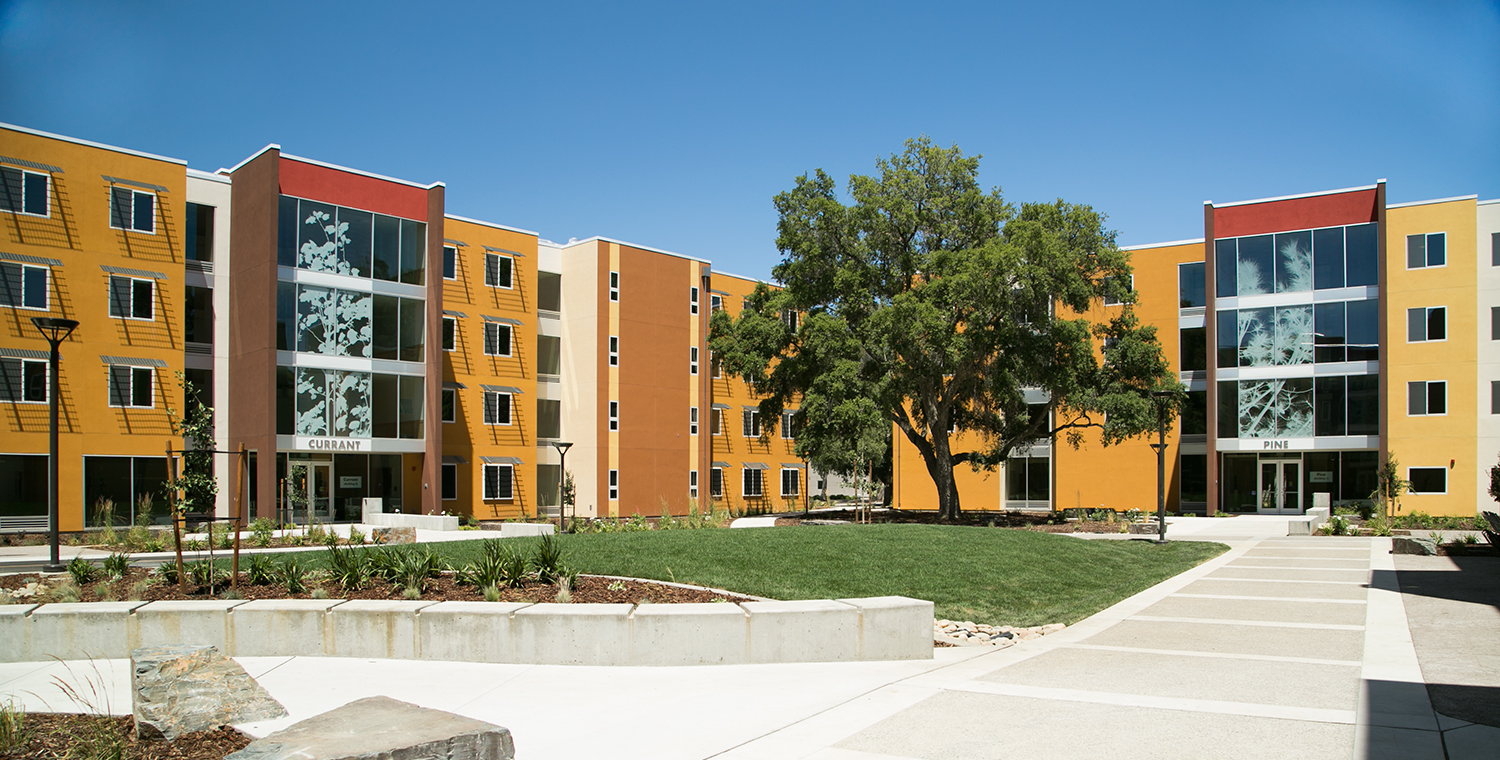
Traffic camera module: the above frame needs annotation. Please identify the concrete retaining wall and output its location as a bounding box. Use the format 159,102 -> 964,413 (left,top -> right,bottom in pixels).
362,513 -> 461,532
0,596 -> 932,666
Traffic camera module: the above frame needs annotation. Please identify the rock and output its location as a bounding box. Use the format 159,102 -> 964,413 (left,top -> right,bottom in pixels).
227,696 -> 513,760
1393,536 -> 1438,556
1041,623 -> 1066,634
132,645 -> 287,740
373,526 -> 416,545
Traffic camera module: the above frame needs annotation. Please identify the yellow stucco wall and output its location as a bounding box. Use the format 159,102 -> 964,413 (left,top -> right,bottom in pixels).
1,126 -> 188,531
1385,199 -> 1478,516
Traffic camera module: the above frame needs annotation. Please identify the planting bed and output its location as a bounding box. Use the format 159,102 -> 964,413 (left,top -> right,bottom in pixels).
7,713 -> 249,760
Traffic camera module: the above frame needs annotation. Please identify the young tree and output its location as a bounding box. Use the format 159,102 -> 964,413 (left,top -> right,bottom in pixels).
167,374 -> 218,513
712,137 -> 1177,521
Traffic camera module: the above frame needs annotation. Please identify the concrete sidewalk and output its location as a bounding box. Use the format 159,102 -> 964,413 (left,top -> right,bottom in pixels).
2,533 -> 1495,758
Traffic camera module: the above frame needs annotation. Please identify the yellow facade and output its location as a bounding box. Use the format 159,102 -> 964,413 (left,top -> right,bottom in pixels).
440,217 -> 539,519
1385,198 -> 1479,516
1,125 -> 188,531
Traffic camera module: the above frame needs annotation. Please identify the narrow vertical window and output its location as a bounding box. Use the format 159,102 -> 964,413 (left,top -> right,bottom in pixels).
443,246 -> 458,280
742,409 -> 760,437
609,336 -> 619,366
608,469 -> 619,500
781,468 -> 799,496
689,346 -> 698,375
0,264 -> 48,310
443,317 -> 456,351
441,463 -> 458,500
690,286 -> 699,314
710,467 -> 723,498
690,406 -> 698,435
609,400 -> 619,431
441,388 -> 456,422
609,271 -> 619,301
689,470 -> 698,499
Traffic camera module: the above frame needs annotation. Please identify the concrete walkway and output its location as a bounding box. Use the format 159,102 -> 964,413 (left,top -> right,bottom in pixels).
1,532 -> 1495,758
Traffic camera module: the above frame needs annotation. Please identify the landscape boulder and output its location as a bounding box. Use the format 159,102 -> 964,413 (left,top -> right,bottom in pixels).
227,696 -> 514,760
372,526 -> 416,544
131,644 -> 287,740
1392,536 -> 1438,556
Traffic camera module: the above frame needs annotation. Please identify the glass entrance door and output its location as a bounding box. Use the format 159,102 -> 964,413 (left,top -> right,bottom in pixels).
1258,459 -> 1302,514
309,463 -> 333,521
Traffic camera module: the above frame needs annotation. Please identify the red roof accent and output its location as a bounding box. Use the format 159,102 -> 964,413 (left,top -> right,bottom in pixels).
1213,188 -> 1379,238
278,157 -> 429,220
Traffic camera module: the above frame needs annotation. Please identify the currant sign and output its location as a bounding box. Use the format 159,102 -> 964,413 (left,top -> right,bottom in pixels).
298,437 -> 365,452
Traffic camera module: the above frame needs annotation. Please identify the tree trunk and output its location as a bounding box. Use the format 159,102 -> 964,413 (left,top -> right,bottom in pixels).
931,440 -> 963,522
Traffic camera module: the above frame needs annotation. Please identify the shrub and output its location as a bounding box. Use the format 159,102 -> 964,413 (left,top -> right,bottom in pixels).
531,534 -> 567,584
250,518 -> 275,548
186,560 -> 228,589
325,545 -> 372,591
461,540 -> 528,589
101,552 -> 130,580
347,526 -> 366,546
247,553 -> 276,585
152,562 -> 179,585
67,556 -> 98,586
278,557 -> 309,594
376,546 -> 443,594
0,699 -> 26,754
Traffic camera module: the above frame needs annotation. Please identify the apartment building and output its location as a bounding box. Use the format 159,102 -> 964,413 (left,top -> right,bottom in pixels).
894,182 -> 1500,518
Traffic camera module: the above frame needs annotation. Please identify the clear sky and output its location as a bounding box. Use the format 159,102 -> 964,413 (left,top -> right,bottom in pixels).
2,1 -> 1496,280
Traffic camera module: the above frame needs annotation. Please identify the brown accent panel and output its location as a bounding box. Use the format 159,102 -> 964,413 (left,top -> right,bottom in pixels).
1214,188 -> 1379,238
278,158 -> 430,221
228,148 -> 282,519
1204,203 -> 1218,516
1376,181 -> 1388,469
421,185 -> 445,514
618,246 -> 692,513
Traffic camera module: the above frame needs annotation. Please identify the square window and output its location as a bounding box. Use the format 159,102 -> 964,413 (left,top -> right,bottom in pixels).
108,276 -> 154,320
1,167 -> 50,216
483,463 -> 514,500
1406,233 -> 1446,269
108,365 -> 154,408
484,253 -> 513,288
441,388 -> 456,423
608,469 -> 619,500
441,463 -> 458,500
690,346 -> 698,375
484,322 -> 512,356
710,294 -> 722,312
1409,467 -> 1447,494
443,246 -> 458,280
0,358 -> 47,402
443,317 -> 456,351
742,409 -> 760,437
1407,380 -> 1446,416
1103,275 -> 1133,306
1407,307 -> 1446,342
484,391 -> 512,425
742,468 -> 763,497
109,187 -> 155,233
710,467 -> 724,498
690,406 -> 698,435
609,400 -> 619,431
690,286 -> 699,314
0,264 -> 48,310
609,271 -> 619,302
609,336 -> 619,366
781,468 -> 799,496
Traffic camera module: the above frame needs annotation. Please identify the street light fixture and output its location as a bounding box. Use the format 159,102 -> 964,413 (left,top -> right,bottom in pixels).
31,317 -> 79,573
1149,389 -> 1175,544
549,441 -> 573,532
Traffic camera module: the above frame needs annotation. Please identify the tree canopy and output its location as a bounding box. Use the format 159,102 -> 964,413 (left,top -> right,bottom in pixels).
710,137 -> 1179,520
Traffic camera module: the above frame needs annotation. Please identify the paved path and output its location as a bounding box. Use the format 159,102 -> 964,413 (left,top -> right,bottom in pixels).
2,533 -> 1494,758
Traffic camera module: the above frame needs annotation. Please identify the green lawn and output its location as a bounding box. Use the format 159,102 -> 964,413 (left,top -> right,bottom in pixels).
422,525 -> 1227,626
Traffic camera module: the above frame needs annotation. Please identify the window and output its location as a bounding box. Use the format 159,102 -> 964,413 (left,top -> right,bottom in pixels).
1407,380 -> 1447,416
711,408 -> 723,435
0,167 -> 49,216
743,409 -> 760,437
780,468 -> 799,496
1493,232 -> 1500,267
1493,307 -> 1500,341
690,406 -> 698,435
1492,380 -> 1500,415
483,464 -> 514,500
710,294 -> 723,312
538,271 -> 561,312
781,410 -> 797,439
484,253 -> 513,288
483,322 -> 512,357
108,365 -> 154,408
1407,307 -> 1446,342
1218,223 -> 1377,295
1178,262 -> 1205,309
441,463 -> 458,500
689,470 -> 698,499
0,264 -> 48,310
711,351 -> 722,378
690,287 -> 699,314
484,391 -> 512,425
441,389 -> 456,422
609,336 -> 618,366
742,297 -> 751,312
0,359 -> 46,402
1409,467 -> 1447,494
783,310 -> 799,332
1407,233 -> 1446,269
710,467 -> 724,498
186,203 -> 214,261
443,246 -> 458,280
537,335 -> 561,375
443,317 -> 456,351
609,271 -> 619,301
109,276 -> 154,320
690,346 -> 699,375
608,469 -> 619,500
109,187 -> 155,233
1103,275 -> 1132,306
537,399 -> 560,438
742,468 -> 764,497
1179,327 -> 1205,372
609,400 -> 619,431
184,286 -> 213,344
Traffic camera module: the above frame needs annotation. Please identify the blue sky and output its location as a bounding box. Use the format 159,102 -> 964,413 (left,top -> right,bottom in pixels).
2,1 -> 1496,279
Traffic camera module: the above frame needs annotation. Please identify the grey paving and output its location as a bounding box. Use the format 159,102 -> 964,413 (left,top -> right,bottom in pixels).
1179,578 -> 1371,599
1085,618 -> 1366,661
1138,595 -> 1370,626
1204,566 -> 1372,582
1394,554 -> 1500,728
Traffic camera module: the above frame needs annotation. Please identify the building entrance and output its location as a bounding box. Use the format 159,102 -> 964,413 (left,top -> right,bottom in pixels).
286,461 -> 334,522
1258,458 -> 1301,514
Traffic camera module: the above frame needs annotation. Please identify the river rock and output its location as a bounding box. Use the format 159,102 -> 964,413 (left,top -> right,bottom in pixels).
132,644 -> 287,740
373,526 -> 417,544
227,696 -> 514,760
1392,536 -> 1438,556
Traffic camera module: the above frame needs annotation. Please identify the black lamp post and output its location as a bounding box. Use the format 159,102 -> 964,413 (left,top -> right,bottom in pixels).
1149,389 -> 1174,544
31,317 -> 79,573
550,440 -> 573,532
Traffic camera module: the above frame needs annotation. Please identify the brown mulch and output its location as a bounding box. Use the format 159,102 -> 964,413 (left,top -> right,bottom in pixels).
7,713 -> 250,760
0,569 -> 749,605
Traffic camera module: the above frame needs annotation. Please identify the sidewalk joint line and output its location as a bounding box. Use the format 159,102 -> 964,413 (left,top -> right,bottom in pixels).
1128,615 -> 1364,631
1062,643 -> 1362,667
1168,593 -> 1367,604
940,681 -> 1358,725
1197,576 -> 1367,585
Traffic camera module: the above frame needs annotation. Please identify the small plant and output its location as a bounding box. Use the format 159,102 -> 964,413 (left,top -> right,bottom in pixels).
50,660 -> 127,760
101,552 -> 130,580
482,584 -> 501,602
306,521 -> 327,544
1366,515 -> 1393,537
325,545 -> 372,591
657,500 -> 677,530
532,534 -> 568,584
250,517 -> 275,548
247,553 -> 276,585
0,699 -> 27,754
222,588 -> 243,600
554,575 -> 572,603
377,546 -> 444,595
278,557 -> 309,594
1460,533 -> 1479,545
215,523 -> 234,550
186,560 -> 228,589
347,526 -> 366,545
625,512 -> 650,531
184,538 -> 206,551
67,556 -> 99,586
90,497 -> 118,546
127,579 -> 150,601
607,580 -> 626,592
311,588 -> 330,600
52,583 -> 82,604
152,562 -> 180,585
402,586 -> 422,600
1320,515 -> 1351,536
144,536 -> 165,553
321,529 -> 340,547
